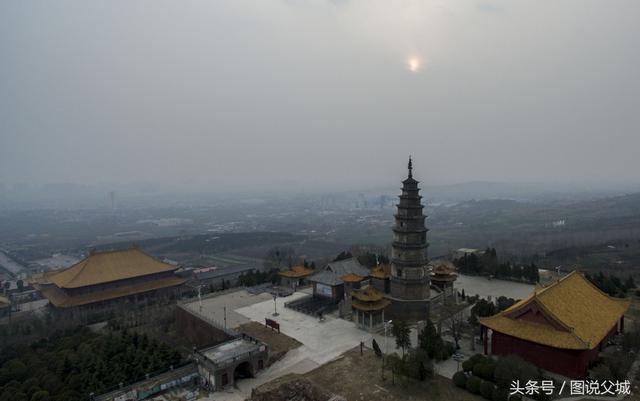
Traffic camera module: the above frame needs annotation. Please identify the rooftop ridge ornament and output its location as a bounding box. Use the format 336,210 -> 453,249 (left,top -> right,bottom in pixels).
408,156 -> 413,178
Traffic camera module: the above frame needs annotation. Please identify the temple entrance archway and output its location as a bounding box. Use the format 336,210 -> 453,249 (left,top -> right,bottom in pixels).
234,361 -> 253,381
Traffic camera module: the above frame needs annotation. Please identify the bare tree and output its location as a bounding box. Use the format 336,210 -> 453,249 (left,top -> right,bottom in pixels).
442,304 -> 466,350
264,246 -> 297,271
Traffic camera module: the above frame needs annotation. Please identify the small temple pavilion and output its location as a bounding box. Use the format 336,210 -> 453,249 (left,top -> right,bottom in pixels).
351,285 -> 391,331
369,264 -> 391,294
32,247 -> 186,312
480,271 -> 629,378
341,273 -> 366,313
429,260 -> 458,299
278,265 -> 315,289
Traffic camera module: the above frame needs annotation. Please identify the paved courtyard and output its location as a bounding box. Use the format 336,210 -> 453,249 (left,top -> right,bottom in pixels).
182,289 -> 274,329
192,276 -> 535,399
456,274 -> 534,300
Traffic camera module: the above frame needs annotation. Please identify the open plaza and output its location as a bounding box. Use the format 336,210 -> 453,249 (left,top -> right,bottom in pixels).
179,273 -> 535,400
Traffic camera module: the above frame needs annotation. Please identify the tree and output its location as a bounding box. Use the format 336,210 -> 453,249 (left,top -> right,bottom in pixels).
406,348 -> 433,381
386,353 -> 403,385
470,299 -> 496,320
30,390 -> 49,401
392,320 -> 411,358
625,275 -> 636,290
496,296 -> 516,312
418,319 -> 443,359
442,305 -> 465,350
264,246 -> 297,271
333,251 -> 353,262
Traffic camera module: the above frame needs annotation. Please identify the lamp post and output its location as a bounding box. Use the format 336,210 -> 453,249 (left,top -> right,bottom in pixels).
272,293 -> 279,316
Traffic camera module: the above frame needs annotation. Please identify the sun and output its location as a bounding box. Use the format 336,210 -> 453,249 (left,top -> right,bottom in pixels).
407,57 -> 421,73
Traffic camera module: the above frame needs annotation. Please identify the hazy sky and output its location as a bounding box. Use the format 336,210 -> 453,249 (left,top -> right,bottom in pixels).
1,0 -> 639,190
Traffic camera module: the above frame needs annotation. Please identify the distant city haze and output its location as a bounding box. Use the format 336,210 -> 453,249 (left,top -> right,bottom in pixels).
1,0 -> 639,191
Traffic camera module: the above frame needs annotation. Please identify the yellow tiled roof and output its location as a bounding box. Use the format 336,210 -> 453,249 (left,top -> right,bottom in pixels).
278,265 -> 315,278
44,248 -> 178,289
430,261 -> 458,281
352,298 -> 391,311
341,273 -> 365,282
369,264 -> 391,279
480,271 -> 629,350
352,285 -> 385,302
36,276 -> 186,308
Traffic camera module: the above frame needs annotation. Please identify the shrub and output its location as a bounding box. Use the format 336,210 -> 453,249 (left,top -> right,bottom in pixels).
494,355 -> 540,389
453,371 -> 467,388
607,351 -> 634,379
466,375 -> 482,394
480,380 -> 496,400
462,360 -> 475,372
492,387 -> 510,401
480,362 -> 496,381
470,354 -> 488,365
590,363 -> 614,381
472,362 -> 496,381
473,363 -> 484,377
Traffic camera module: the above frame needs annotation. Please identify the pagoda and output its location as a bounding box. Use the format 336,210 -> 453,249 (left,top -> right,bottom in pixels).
387,157 -> 431,320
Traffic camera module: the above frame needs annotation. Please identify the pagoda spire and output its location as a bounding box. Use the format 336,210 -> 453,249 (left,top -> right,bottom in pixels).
408,156 -> 413,179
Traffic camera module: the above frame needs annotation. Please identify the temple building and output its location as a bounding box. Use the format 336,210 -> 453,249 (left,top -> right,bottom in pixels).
369,264 -> 391,294
307,258 -> 369,303
32,247 -> 186,312
429,260 -> 458,301
480,271 -> 629,378
351,285 -> 391,331
387,157 -> 431,320
278,265 -> 315,289
341,272 -> 366,314
286,258 -> 370,317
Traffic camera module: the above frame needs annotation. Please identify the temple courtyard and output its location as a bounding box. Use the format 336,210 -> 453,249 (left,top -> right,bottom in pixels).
186,274 -> 533,400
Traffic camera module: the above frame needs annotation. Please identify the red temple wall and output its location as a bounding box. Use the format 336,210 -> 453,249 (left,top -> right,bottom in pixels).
490,331 -> 600,378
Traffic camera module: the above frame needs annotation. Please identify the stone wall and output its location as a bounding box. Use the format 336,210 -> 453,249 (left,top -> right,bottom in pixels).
175,306 -> 233,349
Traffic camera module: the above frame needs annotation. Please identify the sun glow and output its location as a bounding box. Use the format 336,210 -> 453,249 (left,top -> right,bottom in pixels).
407,57 -> 421,73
